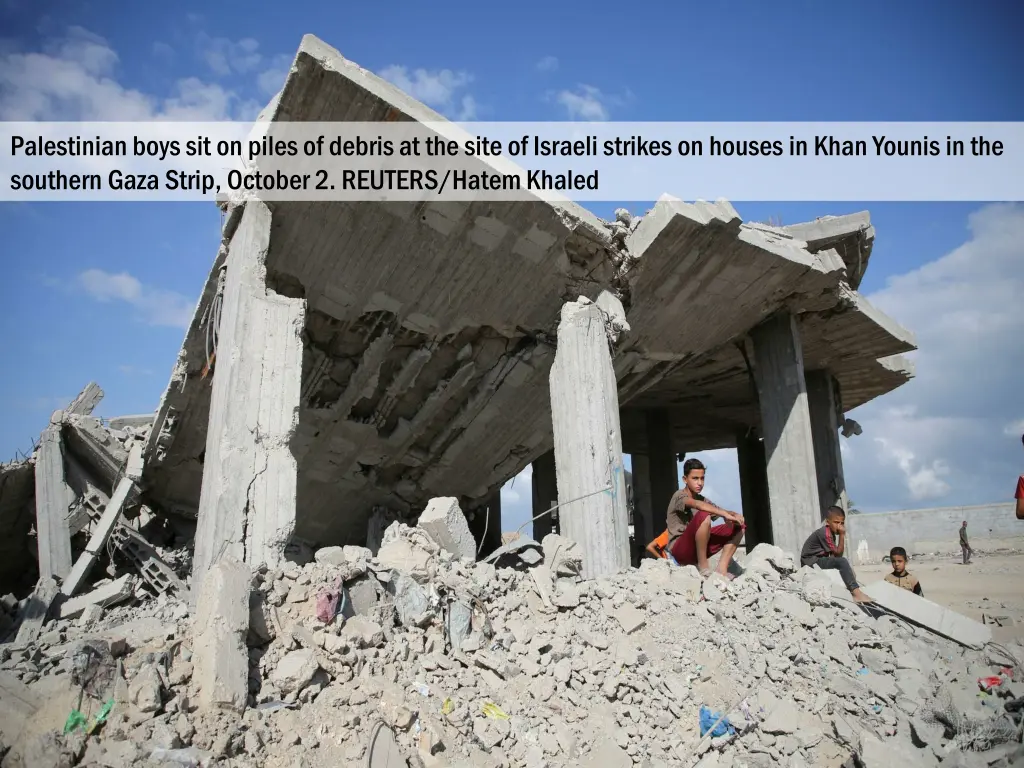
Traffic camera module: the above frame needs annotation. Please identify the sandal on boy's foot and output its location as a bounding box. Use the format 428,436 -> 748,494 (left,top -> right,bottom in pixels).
698,568 -> 713,578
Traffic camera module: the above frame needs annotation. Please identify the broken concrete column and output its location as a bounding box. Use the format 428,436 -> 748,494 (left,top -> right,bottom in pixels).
630,454 -> 654,552
193,200 -> 305,587
750,312 -> 822,556
417,497 -> 475,560
736,429 -> 772,551
806,369 -> 848,516
531,450 -> 558,541
645,408 -> 678,538
65,382 -> 103,416
549,295 -> 630,580
34,418 -> 73,581
193,556 -> 251,712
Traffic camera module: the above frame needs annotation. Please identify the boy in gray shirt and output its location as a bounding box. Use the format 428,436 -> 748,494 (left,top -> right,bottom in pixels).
800,506 -> 873,604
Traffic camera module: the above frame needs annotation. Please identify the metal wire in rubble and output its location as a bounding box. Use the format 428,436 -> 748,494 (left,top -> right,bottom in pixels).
514,484 -> 614,538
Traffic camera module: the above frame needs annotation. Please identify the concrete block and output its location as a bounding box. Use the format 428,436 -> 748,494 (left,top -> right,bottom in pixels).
13,578 -> 57,644
57,574 -> 136,620
417,497 -> 475,559
193,556 -> 251,712
861,579 -> 991,649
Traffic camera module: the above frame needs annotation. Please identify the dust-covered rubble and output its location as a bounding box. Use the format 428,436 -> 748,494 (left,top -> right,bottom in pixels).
2,515 -> 1024,768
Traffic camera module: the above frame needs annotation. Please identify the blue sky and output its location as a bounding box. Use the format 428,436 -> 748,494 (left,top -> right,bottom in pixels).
1,1 -> 1021,535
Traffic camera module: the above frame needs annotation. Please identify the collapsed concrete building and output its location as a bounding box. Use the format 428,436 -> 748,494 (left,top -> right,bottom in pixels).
0,34 -> 914,605
134,35 -> 915,588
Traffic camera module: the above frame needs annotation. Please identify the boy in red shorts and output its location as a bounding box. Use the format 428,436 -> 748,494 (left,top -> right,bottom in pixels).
665,459 -> 745,577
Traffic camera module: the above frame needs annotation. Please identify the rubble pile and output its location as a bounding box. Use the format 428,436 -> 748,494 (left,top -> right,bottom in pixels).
2,507 -> 1023,768
0,383 -> 191,642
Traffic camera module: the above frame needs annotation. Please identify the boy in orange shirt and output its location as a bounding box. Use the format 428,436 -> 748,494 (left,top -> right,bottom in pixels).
645,529 -> 678,565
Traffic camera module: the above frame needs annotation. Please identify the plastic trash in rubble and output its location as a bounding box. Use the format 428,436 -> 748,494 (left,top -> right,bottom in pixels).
482,701 -> 509,720
699,706 -> 735,738
315,577 -> 346,623
63,710 -> 87,734
979,676 -> 1005,692
86,699 -> 115,734
410,681 -> 430,697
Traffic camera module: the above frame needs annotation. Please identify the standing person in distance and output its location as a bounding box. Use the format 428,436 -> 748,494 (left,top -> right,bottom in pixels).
959,520 -> 973,565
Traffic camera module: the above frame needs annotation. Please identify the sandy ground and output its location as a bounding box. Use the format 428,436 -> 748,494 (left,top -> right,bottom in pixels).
855,552 -> 1024,626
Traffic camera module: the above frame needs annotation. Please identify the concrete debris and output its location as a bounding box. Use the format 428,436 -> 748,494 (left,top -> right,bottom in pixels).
65,382 -> 104,417
862,579 -> 993,649
417,497 -> 476,561
193,557 -> 250,712
56,574 -> 137,620
0,512 -> 1019,768
271,649 -> 321,694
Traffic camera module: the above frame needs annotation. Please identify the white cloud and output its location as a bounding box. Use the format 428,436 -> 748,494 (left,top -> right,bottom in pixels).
77,269 -> 193,328
536,56 -> 559,73
0,26 -> 259,120
845,203 -> 1024,510
257,53 -> 292,96
152,42 -> 175,62
873,436 -> 951,500
554,85 -> 612,121
197,34 -> 262,77
456,94 -> 477,121
378,64 -> 478,120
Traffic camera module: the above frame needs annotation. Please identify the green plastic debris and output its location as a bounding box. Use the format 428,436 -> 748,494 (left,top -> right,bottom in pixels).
63,710 -> 87,734
87,699 -> 115,734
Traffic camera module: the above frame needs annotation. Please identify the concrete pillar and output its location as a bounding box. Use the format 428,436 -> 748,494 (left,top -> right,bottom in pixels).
736,430 -> 772,552
34,419 -> 73,581
806,370 -> 848,517
193,200 -> 306,589
646,409 -> 679,535
631,455 -> 654,548
531,450 -> 558,541
549,297 -> 630,579
750,312 -> 821,556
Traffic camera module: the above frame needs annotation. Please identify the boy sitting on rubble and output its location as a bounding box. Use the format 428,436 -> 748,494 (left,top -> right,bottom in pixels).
884,546 -> 923,596
665,459 -> 745,577
645,529 -> 678,565
800,506 -> 873,603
